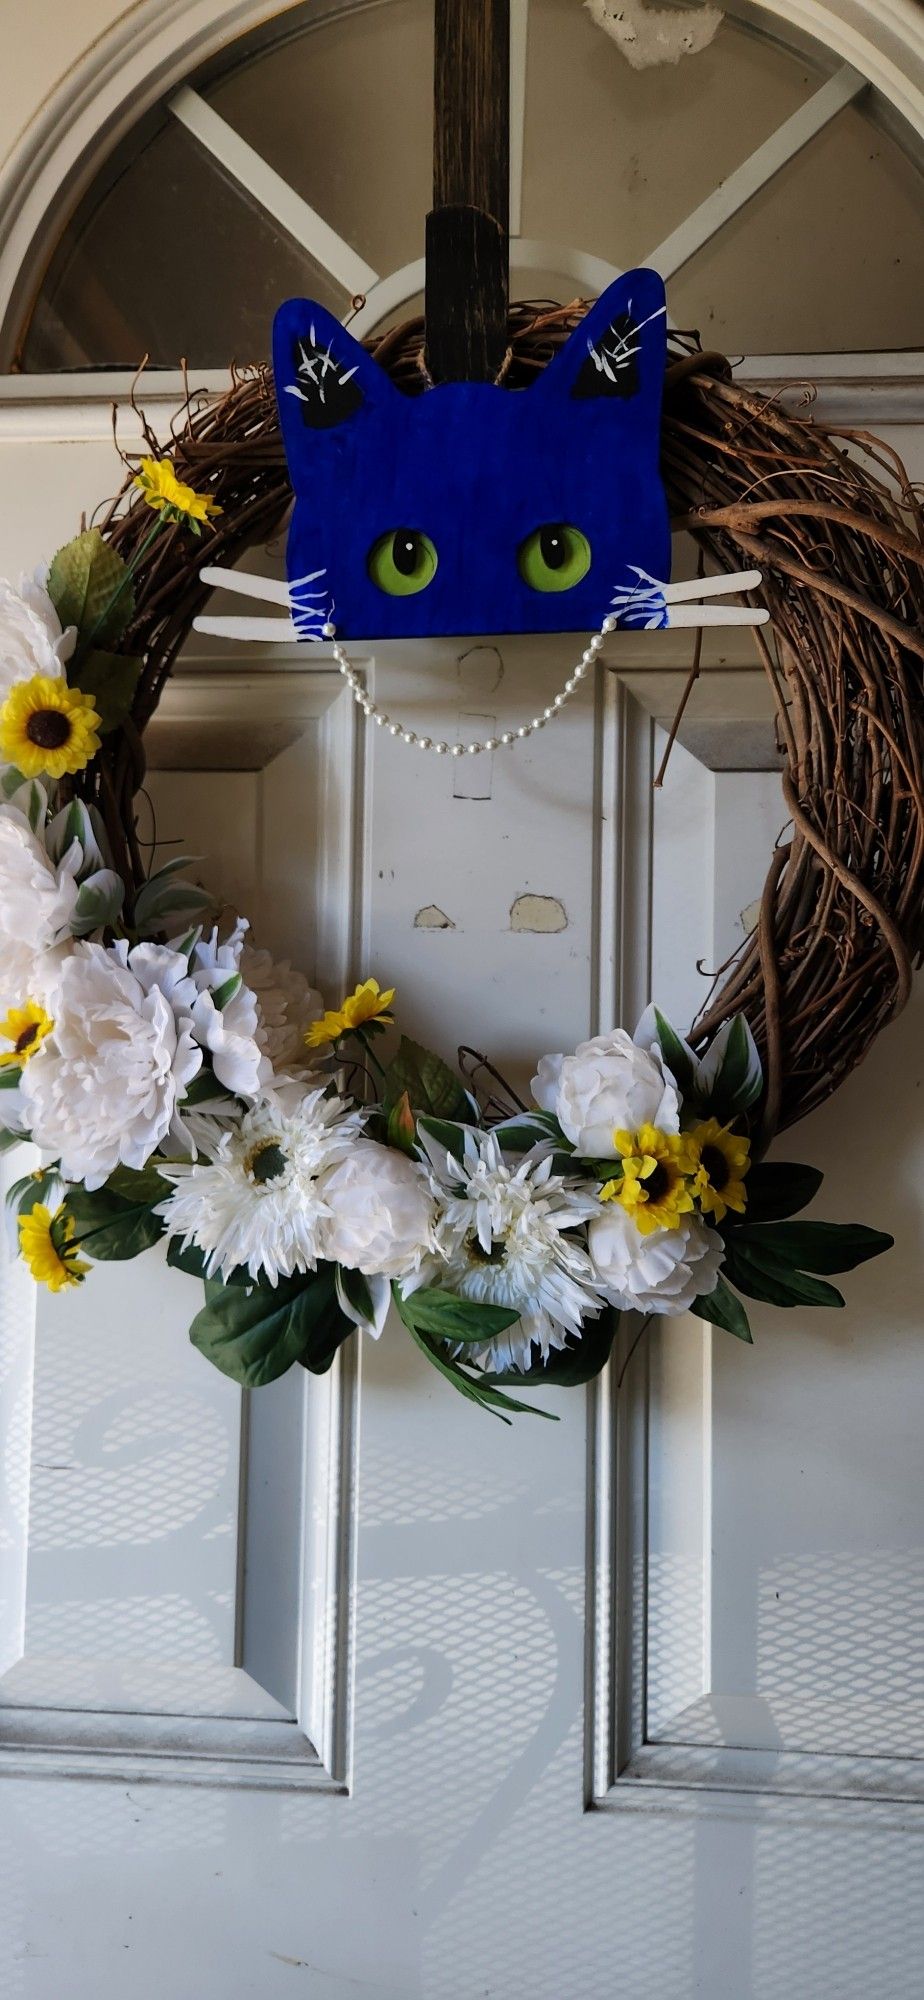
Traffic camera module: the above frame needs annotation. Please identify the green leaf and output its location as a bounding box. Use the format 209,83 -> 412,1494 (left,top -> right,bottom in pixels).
391,1286 -> 555,1422
190,1264 -> 353,1387
0,1127 -> 25,1156
733,1220 -> 893,1275
394,1285 -> 520,1343
6,1166 -> 58,1216
211,973 -> 242,1012
166,1238 -> 250,1285
49,529 -> 134,648
724,1239 -> 844,1309
416,1115 -> 467,1166
72,648 -> 142,733
742,1162 -> 824,1223
651,1008 -> 698,1095
383,1036 -> 469,1121
133,867 -> 212,935
692,1275 -> 753,1343
62,1164 -> 170,1260
493,1111 -> 567,1152
702,1014 -> 764,1118
71,868 -> 125,936
0,1065 -> 22,1090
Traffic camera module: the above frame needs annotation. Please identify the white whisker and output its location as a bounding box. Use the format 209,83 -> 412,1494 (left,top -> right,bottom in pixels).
199,566 -> 291,606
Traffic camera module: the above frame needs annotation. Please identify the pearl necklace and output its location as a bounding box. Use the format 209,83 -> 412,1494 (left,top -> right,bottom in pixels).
322,613 -> 617,754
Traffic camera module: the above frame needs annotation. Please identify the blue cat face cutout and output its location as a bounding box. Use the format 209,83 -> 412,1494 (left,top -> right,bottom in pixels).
273,269 -> 672,641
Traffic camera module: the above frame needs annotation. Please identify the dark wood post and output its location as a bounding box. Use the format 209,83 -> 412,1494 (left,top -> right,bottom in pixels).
424,0 -> 510,384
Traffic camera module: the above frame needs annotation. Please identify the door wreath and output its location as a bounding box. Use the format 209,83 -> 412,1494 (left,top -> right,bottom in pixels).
0,300 -> 919,1418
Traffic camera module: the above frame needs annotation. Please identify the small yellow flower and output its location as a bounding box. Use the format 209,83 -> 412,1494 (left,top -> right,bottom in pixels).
0,1000 -> 53,1068
19,1204 -> 89,1294
689,1117 -> 750,1222
0,675 -> 101,780
133,456 -> 222,529
306,979 -> 396,1048
601,1124 -> 698,1235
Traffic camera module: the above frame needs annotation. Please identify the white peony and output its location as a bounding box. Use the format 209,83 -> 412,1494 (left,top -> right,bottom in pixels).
241,943 -> 323,1070
186,923 -> 271,1098
588,1202 -> 723,1315
0,568 -> 74,703
158,1085 -> 364,1285
532,1028 -> 680,1157
0,802 -> 81,1011
321,1139 -> 433,1279
21,941 -> 202,1188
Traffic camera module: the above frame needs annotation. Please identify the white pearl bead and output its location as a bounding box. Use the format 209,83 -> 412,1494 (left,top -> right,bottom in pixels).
466,742 -> 480,754
322,622 -> 336,639
434,742 -> 448,754
574,662 -> 586,678
375,714 -> 387,727
389,723 -> 400,736
484,738 -> 498,751
516,725 -> 528,738
543,706 -> 555,721
601,615 -> 616,635
533,716 -> 546,729
402,730 -> 416,744
553,693 -> 565,708
450,743 -> 463,757
500,732 -> 513,745
418,736 -> 432,750
564,678 -> 576,694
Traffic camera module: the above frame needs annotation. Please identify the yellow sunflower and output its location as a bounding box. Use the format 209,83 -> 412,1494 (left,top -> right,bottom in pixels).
19,1204 -> 89,1294
0,1000 -> 53,1068
134,456 -> 222,530
0,675 -> 101,780
689,1118 -> 751,1222
601,1123 -> 698,1235
306,979 -> 396,1048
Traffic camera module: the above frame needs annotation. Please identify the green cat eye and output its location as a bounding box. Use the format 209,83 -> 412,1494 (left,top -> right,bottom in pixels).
368,529 -> 438,596
518,523 -> 592,593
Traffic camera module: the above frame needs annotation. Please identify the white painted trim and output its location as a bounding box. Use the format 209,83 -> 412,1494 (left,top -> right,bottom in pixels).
508,0 -> 530,239
646,63 -> 868,281
0,654 -> 363,1792
168,84 -> 379,298
585,676 -> 924,1817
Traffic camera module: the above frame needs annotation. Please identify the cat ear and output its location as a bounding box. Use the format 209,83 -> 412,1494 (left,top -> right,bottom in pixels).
273,299 -> 399,469
535,268 -> 667,403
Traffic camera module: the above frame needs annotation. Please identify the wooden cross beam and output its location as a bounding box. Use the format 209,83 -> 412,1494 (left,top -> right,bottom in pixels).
424,0 -> 510,384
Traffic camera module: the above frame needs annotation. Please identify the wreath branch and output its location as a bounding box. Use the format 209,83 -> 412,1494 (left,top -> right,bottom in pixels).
81,306 -> 923,1146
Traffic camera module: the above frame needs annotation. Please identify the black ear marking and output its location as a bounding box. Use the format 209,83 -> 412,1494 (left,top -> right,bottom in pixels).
285,324 -> 364,430
571,312 -> 641,401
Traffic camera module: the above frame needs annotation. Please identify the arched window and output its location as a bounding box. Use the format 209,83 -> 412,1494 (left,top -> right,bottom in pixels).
11,0 -> 924,372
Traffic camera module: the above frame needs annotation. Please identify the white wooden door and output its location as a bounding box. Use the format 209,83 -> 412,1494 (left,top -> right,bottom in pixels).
0,382 -> 922,1998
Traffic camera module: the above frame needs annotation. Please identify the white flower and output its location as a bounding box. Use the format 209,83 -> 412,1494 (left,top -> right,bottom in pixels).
0,801 -> 81,1011
0,568 -> 74,703
321,1139 -> 433,1280
21,941 -> 202,1188
157,1085 -> 364,1285
186,922 -> 271,1098
414,1127 -> 605,1373
241,943 -> 323,1070
588,1203 -> 723,1315
532,1028 -> 680,1157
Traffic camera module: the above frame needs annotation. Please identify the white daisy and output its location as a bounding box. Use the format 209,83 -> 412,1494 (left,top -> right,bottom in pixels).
240,942 -> 323,1070
413,1126 -> 605,1374
157,1084 -> 364,1285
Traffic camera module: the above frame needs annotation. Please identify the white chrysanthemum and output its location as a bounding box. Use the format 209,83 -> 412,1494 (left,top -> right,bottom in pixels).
588,1202 -> 723,1315
531,1028 -> 680,1157
241,943 -> 323,1071
158,1086 -> 364,1285
0,568 -> 75,702
321,1139 -> 433,1279
21,941 -> 202,1188
0,802 -> 81,1010
412,1127 -> 605,1373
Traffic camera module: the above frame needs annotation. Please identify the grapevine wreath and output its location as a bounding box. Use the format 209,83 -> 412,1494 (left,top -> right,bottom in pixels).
1,303 -> 921,1419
